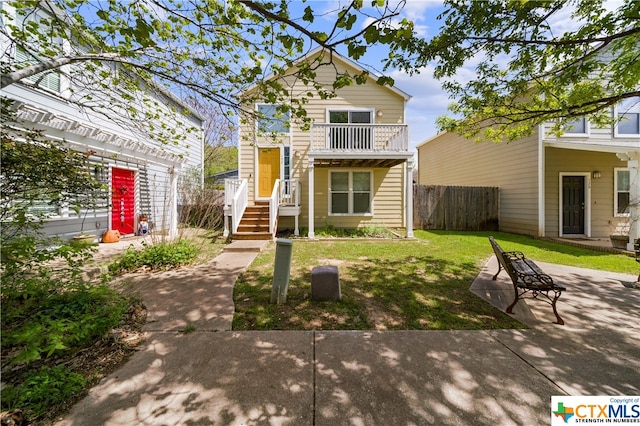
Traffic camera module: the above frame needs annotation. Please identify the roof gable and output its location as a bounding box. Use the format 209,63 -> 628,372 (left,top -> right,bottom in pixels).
243,47 -> 411,102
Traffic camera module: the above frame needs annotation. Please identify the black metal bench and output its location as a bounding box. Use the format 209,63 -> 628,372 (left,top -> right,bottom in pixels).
489,236 -> 566,325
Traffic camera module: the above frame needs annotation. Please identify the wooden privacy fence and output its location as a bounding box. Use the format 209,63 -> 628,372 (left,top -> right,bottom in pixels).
413,185 -> 499,231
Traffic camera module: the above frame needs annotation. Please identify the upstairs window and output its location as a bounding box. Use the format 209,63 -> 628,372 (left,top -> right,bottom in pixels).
328,110 -> 373,150
614,168 -> 630,216
615,97 -> 640,136
14,7 -> 62,92
562,116 -> 588,136
257,104 -> 290,134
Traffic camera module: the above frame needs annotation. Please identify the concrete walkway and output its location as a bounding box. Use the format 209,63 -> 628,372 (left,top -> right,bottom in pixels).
57,244 -> 640,426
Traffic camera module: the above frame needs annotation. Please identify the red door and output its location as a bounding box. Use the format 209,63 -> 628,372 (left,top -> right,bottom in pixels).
112,168 -> 135,235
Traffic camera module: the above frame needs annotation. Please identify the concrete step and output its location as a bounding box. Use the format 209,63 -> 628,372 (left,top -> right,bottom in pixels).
223,240 -> 270,252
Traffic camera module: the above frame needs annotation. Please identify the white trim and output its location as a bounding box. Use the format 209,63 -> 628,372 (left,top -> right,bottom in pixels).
405,159 -> 414,238
558,172 -> 591,237
308,159 -> 315,238
328,169 -> 374,216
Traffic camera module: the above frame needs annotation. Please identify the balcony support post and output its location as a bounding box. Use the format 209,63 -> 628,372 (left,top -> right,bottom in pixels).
405,159 -> 414,238
308,158 -> 315,238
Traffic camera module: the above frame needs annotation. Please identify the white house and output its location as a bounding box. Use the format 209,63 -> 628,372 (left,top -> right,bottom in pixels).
1,2 -> 204,242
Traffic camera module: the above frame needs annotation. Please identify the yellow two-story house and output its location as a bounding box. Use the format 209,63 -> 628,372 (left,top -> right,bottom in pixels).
224,48 -> 414,239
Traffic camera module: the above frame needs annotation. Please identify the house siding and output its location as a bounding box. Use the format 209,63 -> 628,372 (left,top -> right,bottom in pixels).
417,131 -> 540,235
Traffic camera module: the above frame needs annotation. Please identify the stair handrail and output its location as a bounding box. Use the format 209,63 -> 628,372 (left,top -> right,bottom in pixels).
224,178 -> 244,207
279,179 -> 300,207
269,179 -> 280,236
231,179 -> 248,234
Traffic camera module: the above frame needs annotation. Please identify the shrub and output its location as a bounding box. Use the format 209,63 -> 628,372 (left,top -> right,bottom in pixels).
1,366 -> 87,419
108,240 -> 198,274
1,280 -> 129,365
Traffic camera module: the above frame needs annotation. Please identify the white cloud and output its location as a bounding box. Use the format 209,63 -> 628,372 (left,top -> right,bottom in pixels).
388,67 -> 453,149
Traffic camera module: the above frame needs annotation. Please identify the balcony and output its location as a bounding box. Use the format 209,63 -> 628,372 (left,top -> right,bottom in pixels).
310,123 -> 411,168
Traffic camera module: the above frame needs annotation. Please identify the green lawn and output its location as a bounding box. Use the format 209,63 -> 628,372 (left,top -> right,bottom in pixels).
233,231 -> 638,331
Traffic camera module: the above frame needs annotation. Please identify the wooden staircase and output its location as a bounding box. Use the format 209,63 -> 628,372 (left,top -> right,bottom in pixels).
232,202 -> 275,240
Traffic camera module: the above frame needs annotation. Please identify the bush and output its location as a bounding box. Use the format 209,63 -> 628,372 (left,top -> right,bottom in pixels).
1,280 -> 129,365
108,240 -> 199,274
1,366 -> 87,419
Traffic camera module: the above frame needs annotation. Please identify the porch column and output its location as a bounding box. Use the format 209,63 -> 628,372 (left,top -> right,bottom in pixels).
625,152 -> 640,252
308,158 -> 315,238
405,159 -> 414,238
169,166 -> 178,239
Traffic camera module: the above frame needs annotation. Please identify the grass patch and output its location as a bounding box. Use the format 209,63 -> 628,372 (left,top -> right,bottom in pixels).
233,231 -> 638,331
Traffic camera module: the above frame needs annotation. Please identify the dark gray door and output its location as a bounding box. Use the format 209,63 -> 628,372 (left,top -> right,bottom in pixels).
562,176 -> 585,234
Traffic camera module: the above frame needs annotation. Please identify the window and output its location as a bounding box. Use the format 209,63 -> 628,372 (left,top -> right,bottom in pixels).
14,8 -> 62,92
328,109 -> 373,149
615,97 -> 640,136
614,168 -> 630,216
257,104 -> 290,134
283,146 -> 291,196
563,116 -> 588,135
329,171 -> 372,215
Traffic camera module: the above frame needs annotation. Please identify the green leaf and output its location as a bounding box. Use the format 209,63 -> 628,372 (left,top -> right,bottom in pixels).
302,6 -> 314,22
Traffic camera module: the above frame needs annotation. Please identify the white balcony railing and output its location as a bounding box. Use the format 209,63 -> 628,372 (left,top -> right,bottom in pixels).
310,123 -> 408,152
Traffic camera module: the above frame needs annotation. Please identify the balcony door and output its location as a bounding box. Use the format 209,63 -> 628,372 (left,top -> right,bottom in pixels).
329,110 -> 373,150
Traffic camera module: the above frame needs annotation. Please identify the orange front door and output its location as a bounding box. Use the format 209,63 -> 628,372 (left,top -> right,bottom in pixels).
258,148 -> 280,197
111,168 -> 135,234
